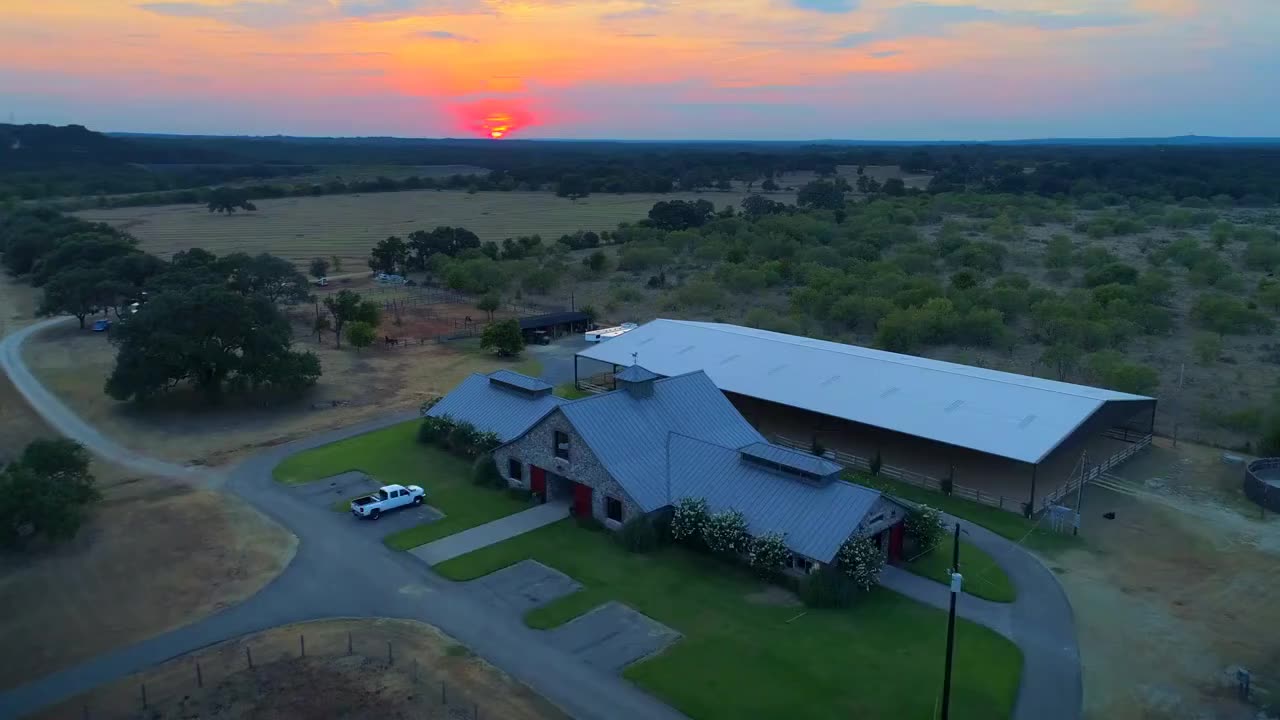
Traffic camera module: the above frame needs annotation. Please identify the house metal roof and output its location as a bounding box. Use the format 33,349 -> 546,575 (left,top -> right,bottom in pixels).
488,369 -> 553,394
426,372 -> 563,442
615,364 -> 660,383
558,371 -> 764,511
578,319 -> 1154,464
739,441 -> 843,478
668,435 -> 886,563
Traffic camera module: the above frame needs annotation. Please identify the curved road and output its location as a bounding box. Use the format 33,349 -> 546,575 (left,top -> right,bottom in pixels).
0,317 -> 1080,720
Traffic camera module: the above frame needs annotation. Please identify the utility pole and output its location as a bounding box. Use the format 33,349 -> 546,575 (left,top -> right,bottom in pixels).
1073,450 -> 1088,537
940,522 -> 962,720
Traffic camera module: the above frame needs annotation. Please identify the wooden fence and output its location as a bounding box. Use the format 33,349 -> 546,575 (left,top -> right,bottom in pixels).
1040,433 -> 1152,509
773,436 -> 1027,513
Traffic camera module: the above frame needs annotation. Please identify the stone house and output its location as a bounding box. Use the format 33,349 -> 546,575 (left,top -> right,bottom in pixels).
427,365 -> 908,572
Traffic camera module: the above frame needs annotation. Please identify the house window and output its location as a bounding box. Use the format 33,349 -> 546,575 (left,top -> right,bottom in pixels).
605,497 -> 624,522
507,458 -> 522,481
554,430 -> 570,460
786,554 -> 814,573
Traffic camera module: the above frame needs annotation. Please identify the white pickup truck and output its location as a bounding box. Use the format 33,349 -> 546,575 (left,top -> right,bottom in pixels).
350,484 -> 425,520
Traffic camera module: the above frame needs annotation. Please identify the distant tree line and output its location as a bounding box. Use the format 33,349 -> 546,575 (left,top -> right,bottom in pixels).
8,123 -> 1280,207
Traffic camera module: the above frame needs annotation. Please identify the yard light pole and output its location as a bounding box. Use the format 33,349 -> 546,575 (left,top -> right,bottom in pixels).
940,522 -> 962,720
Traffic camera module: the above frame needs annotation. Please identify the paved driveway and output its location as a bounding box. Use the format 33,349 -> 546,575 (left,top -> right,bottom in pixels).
288,471 -> 444,538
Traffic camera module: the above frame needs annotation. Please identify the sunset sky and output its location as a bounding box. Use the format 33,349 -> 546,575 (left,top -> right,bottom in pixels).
3,0 -> 1277,140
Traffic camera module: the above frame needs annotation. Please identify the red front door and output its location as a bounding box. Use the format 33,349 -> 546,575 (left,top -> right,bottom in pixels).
572,482 -> 593,517
888,521 -> 905,563
530,466 -> 546,498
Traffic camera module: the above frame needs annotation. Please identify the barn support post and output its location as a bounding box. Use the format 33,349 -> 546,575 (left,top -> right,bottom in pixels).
1148,402 -> 1157,436
1026,464 -> 1038,518
573,354 -> 580,391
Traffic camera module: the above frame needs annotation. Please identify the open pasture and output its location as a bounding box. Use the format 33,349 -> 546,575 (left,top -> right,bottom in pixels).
76,189 -> 773,269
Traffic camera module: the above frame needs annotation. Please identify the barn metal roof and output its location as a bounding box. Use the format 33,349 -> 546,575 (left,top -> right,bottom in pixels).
557,371 -> 765,511
426,372 -> 563,442
668,435 -> 886,563
579,319 -> 1154,464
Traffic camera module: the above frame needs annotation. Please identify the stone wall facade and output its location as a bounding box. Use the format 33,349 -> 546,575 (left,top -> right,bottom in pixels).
494,410 -> 644,529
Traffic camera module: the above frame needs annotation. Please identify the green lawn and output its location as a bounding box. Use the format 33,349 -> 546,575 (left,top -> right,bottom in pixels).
554,382 -> 592,400
853,473 -> 1076,555
901,540 -> 1017,603
436,521 -> 1022,720
272,421 -> 531,550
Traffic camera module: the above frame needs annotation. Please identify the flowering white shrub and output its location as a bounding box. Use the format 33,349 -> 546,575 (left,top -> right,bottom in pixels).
905,504 -> 946,551
670,497 -> 709,543
702,509 -> 749,556
747,532 -> 790,574
837,534 -> 885,592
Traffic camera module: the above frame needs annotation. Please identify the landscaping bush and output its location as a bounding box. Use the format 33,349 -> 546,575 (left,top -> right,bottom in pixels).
616,515 -> 660,553
576,514 -> 605,532
800,566 -> 856,609
703,509 -> 749,557
670,497 -> 710,546
837,534 -> 885,592
471,452 -> 506,489
905,505 -> 946,552
506,487 -> 534,502
418,415 -> 453,445
747,532 -> 790,577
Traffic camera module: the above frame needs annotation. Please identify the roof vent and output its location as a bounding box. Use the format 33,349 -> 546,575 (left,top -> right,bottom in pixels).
1018,414 -> 1037,429
615,364 -> 660,399
944,400 -> 965,413
488,370 -> 553,396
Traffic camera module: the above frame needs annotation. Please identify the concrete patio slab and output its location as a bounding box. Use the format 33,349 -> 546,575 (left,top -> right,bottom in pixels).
546,602 -> 681,672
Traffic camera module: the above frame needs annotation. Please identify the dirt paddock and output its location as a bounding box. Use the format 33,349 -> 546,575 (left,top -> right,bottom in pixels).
36,618 -> 568,720
1054,437 -> 1280,719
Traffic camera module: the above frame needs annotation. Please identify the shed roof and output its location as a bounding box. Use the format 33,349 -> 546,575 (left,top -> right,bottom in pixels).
557,371 -> 764,510
578,319 -> 1153,464
668,435 -> 886,563
519,311 -> 589,330
426,372 -> 563,442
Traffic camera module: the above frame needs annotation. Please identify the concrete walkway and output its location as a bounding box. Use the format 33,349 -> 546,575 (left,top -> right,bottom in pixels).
410,500 -> 570,565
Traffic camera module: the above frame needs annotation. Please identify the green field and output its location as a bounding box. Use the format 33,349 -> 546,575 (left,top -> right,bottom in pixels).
76,189 -> 773,268
272,420 -> 530,549
437,520 -> 1022,720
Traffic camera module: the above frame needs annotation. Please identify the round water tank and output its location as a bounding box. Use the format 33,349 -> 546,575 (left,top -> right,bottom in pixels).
1243,458 -> 1280,512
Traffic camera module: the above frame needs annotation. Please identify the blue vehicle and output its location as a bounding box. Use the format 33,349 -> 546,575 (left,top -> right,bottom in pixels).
92,319 -> 111,332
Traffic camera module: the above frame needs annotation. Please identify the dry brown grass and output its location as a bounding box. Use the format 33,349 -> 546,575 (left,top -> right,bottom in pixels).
0,480 -> 296,690
1055,439 -> 1280,719
21,311 -> 517,466
36,618 -> 568,720
0,283 -> 295,693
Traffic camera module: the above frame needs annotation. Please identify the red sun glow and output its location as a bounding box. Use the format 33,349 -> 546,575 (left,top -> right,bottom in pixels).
453,100 -> 538,140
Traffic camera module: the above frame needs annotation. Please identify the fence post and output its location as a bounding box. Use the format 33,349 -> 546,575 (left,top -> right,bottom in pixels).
300,634 -> 306,658
140,683 -> 147,710
347,632 -> 353,655
246,646 -> 254,669
442,681 -> 448,705
387,641 -> 393,665
83,703 -> 89,720
475,701 -> 480,719
196,661 -> 203,688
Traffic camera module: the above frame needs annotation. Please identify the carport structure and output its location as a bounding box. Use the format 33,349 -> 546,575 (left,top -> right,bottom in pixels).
576,319 -> 1157,515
